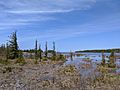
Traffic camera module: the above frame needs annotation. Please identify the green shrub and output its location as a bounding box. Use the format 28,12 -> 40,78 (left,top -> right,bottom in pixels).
42,57 -> 48,61
57,54 -> 66,61
58,65 -> 78,76
15,58 -> 26,66
34,59 -> 38,64
0,59 -> 9,65
108,52 -> 116,68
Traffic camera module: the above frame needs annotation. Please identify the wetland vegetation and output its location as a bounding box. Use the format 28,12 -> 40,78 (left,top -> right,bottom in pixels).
0,31 -> 120,90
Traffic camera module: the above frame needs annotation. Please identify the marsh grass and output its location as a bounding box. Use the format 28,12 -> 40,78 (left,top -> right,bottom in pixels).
88,64 -> 120,90
0,55 -> 120,90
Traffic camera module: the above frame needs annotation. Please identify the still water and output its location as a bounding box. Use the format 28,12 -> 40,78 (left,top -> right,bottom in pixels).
64,52 -> 120,77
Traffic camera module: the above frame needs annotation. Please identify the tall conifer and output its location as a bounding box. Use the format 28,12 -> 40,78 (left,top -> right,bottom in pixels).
9,31 -> 19,59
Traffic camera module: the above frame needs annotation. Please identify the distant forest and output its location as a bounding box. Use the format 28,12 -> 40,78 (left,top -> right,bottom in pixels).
76,49 -> 120,53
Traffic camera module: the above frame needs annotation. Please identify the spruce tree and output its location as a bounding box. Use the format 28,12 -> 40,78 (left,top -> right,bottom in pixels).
101,52 -> 105,66
52,42 -> 56,60
35,40 -> 38,60
16,50 -> 26,65
39,44 -> 42,61
70,50 -> 73,60
0,44 -> 6,59
18,50 -> 24,60
45,41 -> 48,58
53,42 -> 55,52
108,51 -> 116,68
34,40 -> 39,64
9,31 -> 19,59
6,43 -> 9,60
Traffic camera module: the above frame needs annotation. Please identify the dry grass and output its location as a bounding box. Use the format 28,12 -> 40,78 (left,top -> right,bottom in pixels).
0,59 -> 120,90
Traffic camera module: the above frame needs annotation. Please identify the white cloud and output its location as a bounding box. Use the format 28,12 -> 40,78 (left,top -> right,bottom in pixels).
7,9 -> 74,14
0,0 -> 96,30
0,0 -> 96,14
0,13 -> 55,30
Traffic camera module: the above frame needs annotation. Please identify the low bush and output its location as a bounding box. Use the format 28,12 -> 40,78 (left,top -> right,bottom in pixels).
15,58 -> 26,66
34,59 -> 38,64
2,66 -> 13,73
0,59 -> 9,65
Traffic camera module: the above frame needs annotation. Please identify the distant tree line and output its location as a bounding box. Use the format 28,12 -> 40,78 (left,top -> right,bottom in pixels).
76,49 -> 120,53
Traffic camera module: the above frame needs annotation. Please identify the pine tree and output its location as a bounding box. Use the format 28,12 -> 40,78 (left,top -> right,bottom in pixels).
9,31 -> 19,59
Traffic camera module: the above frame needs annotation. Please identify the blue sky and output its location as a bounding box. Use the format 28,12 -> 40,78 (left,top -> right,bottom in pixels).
0,0 -> 120,51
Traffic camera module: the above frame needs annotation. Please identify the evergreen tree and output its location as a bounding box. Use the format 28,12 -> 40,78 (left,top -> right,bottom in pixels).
34,40 -> 39,64
70,50 -> 73,60
0,44 -> 6,59
101,52 -> 105,66
16,50 -> 26,65
18,50 -> 24,60
108,51 -> 116,68
6,43 -> 9,60
39,44 -> 42,61
52,42 -> 56,60
9,31 -> 19,59
45,41 -> 48,58
35,40 -> 38,60
53,42 -> 55,52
